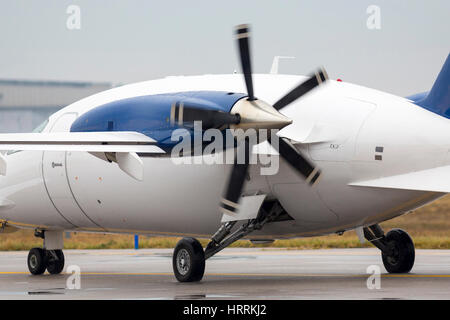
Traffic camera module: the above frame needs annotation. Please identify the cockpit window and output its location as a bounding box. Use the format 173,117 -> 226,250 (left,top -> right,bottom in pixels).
32,119 -> 49,133
6,119 -> 49,155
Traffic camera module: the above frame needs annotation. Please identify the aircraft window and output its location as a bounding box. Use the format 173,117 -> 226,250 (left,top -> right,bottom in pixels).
6,119 -> 49,155
32,119 -> 49,133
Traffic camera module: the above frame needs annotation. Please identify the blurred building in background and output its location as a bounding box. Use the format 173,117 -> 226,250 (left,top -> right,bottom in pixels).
0,79 -> 112,133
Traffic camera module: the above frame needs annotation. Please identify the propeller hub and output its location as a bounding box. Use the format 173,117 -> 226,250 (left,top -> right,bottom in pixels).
229,98 -> 293,132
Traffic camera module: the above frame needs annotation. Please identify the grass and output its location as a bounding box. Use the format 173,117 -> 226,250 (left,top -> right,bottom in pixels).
1,195 -> 449,251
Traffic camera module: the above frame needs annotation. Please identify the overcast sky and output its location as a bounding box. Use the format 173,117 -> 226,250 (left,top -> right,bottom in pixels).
0,0 -> 448,96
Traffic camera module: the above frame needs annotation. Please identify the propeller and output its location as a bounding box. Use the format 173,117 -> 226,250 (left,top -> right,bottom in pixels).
219,24 -> 327,216
274,137 -> 321,185
272,68 -> 328,111
235,24 -> 255,101
220,138 -> 251,216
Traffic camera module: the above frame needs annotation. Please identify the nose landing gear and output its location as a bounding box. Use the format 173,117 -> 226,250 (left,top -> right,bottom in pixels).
173,238 -> 205,282
364,224 -> 415,273
172,201 -> 285,282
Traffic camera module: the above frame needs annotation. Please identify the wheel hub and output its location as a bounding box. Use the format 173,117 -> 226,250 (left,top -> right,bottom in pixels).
386,242 -> 400,265
176,249 -> 191,276
29,255 -> 38,269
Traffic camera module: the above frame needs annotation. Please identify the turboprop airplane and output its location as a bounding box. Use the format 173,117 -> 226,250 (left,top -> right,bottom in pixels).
0,24 -> 448,282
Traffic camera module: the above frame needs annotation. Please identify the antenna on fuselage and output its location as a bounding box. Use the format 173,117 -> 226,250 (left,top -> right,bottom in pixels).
269,56 -> 295,74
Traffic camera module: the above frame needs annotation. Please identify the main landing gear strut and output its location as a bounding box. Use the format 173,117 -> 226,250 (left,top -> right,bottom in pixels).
27,230 -> 65,275
172,202 -> 285,282
363,224 -> 415,273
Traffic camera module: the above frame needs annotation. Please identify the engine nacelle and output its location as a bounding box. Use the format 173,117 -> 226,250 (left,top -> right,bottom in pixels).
70,91 -> 247,149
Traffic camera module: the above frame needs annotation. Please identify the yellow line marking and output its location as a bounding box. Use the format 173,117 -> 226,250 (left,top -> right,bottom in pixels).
381,274 -> 450,278
211,273 -> 450,278
0,272 -> 29,274
82,272 -> 172,276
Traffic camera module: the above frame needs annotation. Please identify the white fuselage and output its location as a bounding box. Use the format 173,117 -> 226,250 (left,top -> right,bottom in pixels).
0,74 -> 447,239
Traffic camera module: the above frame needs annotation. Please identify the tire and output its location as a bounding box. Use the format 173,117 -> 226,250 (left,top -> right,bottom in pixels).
382,229 -> 415,273
46,250 -> 65,275
27,248 -> 47,275
173,237 -> 205,282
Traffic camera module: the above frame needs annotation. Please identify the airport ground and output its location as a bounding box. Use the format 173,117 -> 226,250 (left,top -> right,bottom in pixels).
0,248 -> 448,300
0,196 -> 448,299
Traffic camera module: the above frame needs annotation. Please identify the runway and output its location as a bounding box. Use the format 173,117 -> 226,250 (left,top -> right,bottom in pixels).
0,248 -> 449,299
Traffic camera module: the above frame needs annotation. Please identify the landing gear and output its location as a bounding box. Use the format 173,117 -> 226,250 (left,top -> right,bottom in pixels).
172,201 -> 285,282
364,225 -> 415,273
173,238 -> 205,282
27,230 -> 65,275
27,248 -> 65,275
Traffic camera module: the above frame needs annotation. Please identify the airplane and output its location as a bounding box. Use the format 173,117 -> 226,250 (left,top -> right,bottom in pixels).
0,24 -> 448,282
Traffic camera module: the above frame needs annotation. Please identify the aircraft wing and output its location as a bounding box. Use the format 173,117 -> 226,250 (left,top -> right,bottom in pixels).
0,131 -> 165,181
348,165 -> 450,193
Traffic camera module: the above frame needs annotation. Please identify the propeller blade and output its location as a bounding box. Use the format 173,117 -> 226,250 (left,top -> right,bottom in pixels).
170,102 -> 241,129
220,138 -> 251,216
272,137 -> 321,186
235,24 -> 255,101
272,67 -> 328,111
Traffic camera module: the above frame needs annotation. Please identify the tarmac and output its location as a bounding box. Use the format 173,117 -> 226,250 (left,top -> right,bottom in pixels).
0,248 -> 449,299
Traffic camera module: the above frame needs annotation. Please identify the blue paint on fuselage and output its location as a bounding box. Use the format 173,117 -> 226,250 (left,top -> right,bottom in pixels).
406,91 -> 428,103
70,91 -> 246,148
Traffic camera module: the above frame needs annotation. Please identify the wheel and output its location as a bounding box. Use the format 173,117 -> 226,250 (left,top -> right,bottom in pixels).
172,237 -> 205,282
46,250 -> 65,275
382,229 -> 415,273
27,248 -> 47,275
